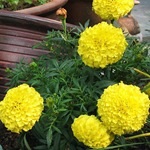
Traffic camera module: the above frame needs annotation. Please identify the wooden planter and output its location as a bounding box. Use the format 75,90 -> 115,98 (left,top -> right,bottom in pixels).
0,10 -> 75,99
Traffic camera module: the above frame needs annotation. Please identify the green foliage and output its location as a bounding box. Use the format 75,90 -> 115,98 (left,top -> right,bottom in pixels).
6,57 -> 116,150
0,0 -> 49,10
33,29 -> 78,60
109,38 -> 150,86
5,20 -> 150,149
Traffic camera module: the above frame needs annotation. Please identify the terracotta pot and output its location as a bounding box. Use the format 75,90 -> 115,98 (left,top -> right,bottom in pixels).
0,10 -> 75,99
14,0 -> 68,15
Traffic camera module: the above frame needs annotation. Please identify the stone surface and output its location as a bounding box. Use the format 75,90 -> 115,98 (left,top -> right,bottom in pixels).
131,0 -> 150,41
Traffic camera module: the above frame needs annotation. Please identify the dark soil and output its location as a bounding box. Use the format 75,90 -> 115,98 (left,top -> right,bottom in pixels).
0,124 -> 20,150
1,123 -> 150,150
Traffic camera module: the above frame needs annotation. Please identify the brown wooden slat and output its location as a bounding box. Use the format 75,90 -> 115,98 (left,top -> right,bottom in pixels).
0,51 -> 38,63
0,34 -> 42,48
0,77 -> 9,85
0,28 -> 45,40
0,43 -> 47,56
0,25 -> 46,35
0,68 -> 7,77
0,60 -> 19,69
0,85 -> 9,94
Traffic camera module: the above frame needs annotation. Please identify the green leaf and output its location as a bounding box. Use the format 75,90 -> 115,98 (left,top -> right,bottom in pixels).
11,0 -> 19,5
84,20 -> 90,28
72,78 -> 81,89
23,134 -> 32,150
33,122 -> 45,139
46,127 -> 53,148
52,125 -> 62,134
52,59 -> 59,68
61,128 -> 71,141
24,0 -> 32,4
33,145 -> 47,150
55,82 -> 59,93
95,80 -> 116,89
91,142 -> 150,150
53,133 -> 61,149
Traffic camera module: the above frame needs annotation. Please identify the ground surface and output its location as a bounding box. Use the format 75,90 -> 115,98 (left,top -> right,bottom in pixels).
132,0 -> 150,41
0,125 -> 20,150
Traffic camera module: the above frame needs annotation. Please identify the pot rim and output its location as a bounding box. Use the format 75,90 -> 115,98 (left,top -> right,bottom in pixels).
0,10 -> 76,30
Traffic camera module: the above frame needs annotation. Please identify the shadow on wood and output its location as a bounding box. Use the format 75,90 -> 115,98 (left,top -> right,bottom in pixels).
45,0 -> 102,26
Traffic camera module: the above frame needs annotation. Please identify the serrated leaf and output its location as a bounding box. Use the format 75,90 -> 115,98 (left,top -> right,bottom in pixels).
53,133 -> 61,150
52,126 -> 62,134
23,134 -> 32,150
46,128 -> 53,148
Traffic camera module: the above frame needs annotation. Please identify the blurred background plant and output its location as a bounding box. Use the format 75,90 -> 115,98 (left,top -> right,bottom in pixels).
0,0 -> 50,10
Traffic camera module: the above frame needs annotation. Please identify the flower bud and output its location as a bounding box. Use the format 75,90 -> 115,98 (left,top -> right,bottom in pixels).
56,8 -> 67,19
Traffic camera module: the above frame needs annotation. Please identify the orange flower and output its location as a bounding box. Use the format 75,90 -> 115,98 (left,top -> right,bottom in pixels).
56,8 -> 67,19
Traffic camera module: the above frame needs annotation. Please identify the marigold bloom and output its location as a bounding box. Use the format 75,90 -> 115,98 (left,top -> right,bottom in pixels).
71,115 -> 114,149
92,0 -> 134,20
0,84 -> 44,133
78,22 -> 127,68
97,82 -> 150,135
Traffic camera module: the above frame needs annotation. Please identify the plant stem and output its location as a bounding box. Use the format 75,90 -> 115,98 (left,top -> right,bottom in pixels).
134,68 -> 150,78
125,132 -> 150,140
62,18 -> 67,38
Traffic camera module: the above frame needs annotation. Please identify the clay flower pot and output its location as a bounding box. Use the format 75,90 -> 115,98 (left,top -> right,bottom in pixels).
13,0 -> 68,15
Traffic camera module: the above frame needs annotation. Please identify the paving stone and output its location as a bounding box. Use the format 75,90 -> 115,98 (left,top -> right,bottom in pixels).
132,0 -> 150,40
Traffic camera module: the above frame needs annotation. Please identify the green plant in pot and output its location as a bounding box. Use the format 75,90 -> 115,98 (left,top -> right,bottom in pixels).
0,0 -> 49,10
0,1 -> 150,150
0,0 -> 68,15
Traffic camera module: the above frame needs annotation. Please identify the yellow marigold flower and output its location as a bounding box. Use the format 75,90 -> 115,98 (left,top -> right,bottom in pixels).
97,82 -> 150,135
92,0 -> 134,20
78,22 -> 127,68
71,115 -> 114,149
0,84 -> 44,133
